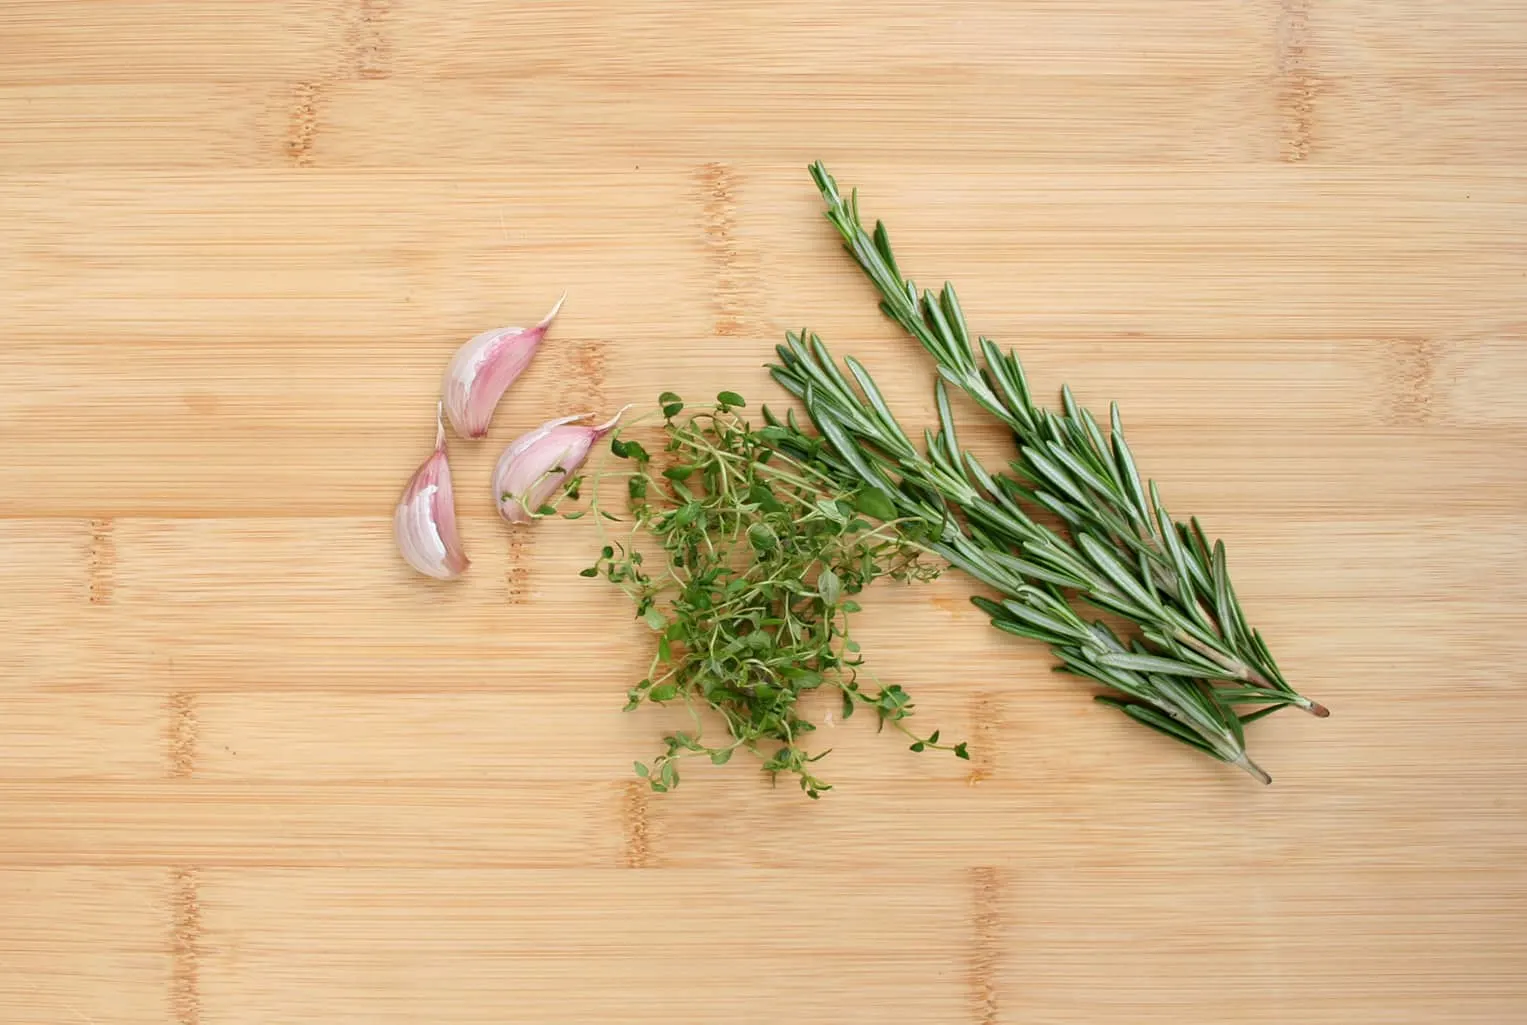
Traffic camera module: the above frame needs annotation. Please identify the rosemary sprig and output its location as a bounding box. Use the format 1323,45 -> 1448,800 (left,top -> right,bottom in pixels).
759,163 -> 1329,782
765,338 -> 1282,780
577,392 -> 961,798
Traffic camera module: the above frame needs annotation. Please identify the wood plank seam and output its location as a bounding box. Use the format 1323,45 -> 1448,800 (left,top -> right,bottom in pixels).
87,517 -> 115,604
168,692 -> 199,780
346,0 -> 393,81
286,82 -> 324,167
1386,337 -> 1439,426
1275,0 -> 1319,162
506,533 -> 532,603
967,692 -> 1001,786
170,866 -> 202,1025
971,867 -> 1001,1025
622,780 -> 653,868
696,161 -> 762,337
555,337 -> 609,418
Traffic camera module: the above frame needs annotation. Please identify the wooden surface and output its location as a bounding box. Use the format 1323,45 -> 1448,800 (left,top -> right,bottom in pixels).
2,1 -> 1525,1022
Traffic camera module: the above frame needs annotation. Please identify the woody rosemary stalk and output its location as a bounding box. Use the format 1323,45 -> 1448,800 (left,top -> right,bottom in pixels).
762,163 -> 1328,783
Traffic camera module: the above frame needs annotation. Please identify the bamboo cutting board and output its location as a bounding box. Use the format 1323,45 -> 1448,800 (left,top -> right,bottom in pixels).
2,2 -> 1525,1022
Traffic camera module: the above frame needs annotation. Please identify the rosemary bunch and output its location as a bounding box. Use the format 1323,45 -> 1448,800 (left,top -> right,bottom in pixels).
761,164 -> 1328,782
578,392 -> 961,798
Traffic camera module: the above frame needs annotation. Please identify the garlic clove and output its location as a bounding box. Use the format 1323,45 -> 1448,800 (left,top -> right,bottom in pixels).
442,295 -> 565,439
394,406 -> 470,579
493,407 -> 629,524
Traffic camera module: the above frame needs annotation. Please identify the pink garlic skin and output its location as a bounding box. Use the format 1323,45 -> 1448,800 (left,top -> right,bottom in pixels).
493,409 -> 627,524
441,296 -> 564,439
394,417 -> 469,579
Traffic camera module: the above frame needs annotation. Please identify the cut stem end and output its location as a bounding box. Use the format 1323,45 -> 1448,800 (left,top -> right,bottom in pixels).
1233,754 -> 1273,785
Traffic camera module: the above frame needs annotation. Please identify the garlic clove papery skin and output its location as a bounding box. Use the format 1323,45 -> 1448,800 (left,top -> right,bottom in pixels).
442,295 -> 565,439
394,411 -> 470,579
493,407 -> 628,524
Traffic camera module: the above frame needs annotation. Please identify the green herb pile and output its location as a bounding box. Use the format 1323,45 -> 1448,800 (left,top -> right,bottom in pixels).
574,392 -> 963,798
565,164 -> 1326,792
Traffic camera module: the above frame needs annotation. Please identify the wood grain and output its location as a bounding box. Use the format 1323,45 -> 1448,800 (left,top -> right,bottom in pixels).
2,1 -> 1525,1022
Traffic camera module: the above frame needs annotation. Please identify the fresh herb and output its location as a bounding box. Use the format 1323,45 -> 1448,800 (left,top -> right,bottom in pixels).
575,393 -> 957,798
759,163 -> 1327,783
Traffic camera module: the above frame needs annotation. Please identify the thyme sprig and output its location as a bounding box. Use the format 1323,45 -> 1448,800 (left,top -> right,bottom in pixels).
577,392 -> 962,798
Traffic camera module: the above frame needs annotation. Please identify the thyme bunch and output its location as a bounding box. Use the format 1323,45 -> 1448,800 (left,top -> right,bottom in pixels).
577,392 -> 963,798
